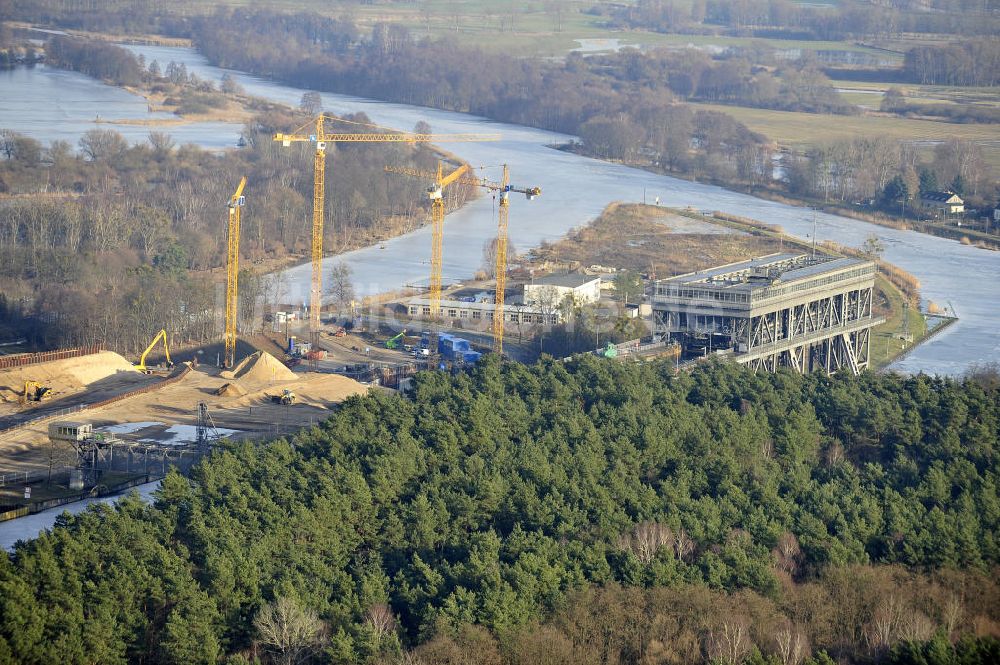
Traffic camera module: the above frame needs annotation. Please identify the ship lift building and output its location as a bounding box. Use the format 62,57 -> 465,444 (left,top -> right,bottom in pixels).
652,253 -> 882,375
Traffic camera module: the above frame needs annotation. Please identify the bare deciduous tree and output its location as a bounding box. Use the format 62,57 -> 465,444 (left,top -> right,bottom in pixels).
618,521 -> 674,564
773,532 -> 802,575
673,528 -> 694,562
299,91 -> 322,116
254,596 -> 326,665
775,624 -> 808,665
864,594 -> 902,654
364,603 -> 397,643
481,237 -> 516,280
707,620 -> 752,665
942,594 -> 964,637
328,261 -> 356,316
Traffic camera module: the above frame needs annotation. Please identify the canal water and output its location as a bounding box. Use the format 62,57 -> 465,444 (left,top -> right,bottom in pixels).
0,481 -> 160,551
1,46 -> 997,375
0,62 -> 239,149
0,44 -> 997,547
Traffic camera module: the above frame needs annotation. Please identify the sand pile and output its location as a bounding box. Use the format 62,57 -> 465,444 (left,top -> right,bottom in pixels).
0,351 -> 142,402
223,351 -> 297,386
216,382 -> 247,397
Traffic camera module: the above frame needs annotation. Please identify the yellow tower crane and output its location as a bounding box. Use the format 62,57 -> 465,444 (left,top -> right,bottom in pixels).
383,163 -> 540,355
224,177 -> 247,369
486,165 -> 541,356
383,160 -> 470,316
273,115 -> 499,340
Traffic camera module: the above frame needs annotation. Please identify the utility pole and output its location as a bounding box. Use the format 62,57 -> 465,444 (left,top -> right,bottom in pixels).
811,209 -> 818,258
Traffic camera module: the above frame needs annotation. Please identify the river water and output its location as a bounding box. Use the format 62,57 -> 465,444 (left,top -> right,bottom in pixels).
1,46 -> 997,375
0,63 -> 239,149
0,44 -> 997,547
128,46 -> 997,379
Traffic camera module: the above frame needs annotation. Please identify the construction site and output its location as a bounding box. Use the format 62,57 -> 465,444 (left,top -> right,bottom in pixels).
0,344 -> 367,513
0,114 -> 936,522
0,115 -> 539,519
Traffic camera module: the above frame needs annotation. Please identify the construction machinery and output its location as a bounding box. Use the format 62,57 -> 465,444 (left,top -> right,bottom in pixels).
466,165 -> 541,355
383,163 -> 540,355
20,381 -> 51,404
273,114 -> 499,345
384,161 -> 471,316
137,329 -> 173,373
224,177 -> 247,369
271,389 -> 296,405
385,330 -> 406,349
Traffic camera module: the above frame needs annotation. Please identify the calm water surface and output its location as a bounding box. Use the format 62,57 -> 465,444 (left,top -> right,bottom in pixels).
131,46 -> 995,378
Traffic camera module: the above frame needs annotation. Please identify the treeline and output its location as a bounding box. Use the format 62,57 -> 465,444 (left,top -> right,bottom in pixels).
186,11 -> 992,206
586,49 -> 857,115
4,0 -> 194,37
903,39 -> 1000,87
45,35 -> 143,86
0,359 -> 998,663
882,88 -> 1000,125
185,10 -> 854,190
192,10 -> 854,119
600,0 -> 1000,40
0,112 -> 441,352
784,137 -> 994,209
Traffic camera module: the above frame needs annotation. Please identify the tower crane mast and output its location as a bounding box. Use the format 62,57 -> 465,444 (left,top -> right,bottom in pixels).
384,161 -> 470,316
384,163 -> 540,356
224,177 -> 247,369
274,115 -> 498,340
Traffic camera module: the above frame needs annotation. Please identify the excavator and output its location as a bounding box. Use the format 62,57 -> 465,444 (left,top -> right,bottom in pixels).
137,329 -> 174,373
20,380 -> 51,404
385,330 -> 407,350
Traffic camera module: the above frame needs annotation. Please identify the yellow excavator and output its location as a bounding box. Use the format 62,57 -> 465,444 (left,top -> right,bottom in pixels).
137,329 -> 173,373
20,381 -> 51,404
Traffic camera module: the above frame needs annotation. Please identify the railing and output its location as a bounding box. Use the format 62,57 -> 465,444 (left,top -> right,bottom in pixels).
0,469 -> 51,488
0,345 -> 103,370
590,338 -> 680,360
0,365 -> 193,440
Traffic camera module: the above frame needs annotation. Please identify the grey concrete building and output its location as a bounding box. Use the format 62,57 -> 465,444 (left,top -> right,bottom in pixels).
652,253 -> 882,375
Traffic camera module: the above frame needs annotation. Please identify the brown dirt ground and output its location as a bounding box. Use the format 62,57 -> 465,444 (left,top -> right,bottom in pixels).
529,202 -> 788,277
0,363 -> 367,473
0,351 -> 153,414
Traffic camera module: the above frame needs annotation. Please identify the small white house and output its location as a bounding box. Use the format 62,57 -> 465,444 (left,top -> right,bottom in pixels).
921,191 -> 964,216
48,421 -> 92,444
523,273 -> 601,307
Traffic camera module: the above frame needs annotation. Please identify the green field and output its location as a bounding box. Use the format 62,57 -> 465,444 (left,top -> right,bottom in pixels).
173,1 -> 900,59
871,275 -> 928,369
692,102 -> 1000,169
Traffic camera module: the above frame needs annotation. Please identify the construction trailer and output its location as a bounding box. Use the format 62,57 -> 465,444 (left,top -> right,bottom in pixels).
651,253 -> 882,375
437,333 -> 481,364
48,421 -> 93,444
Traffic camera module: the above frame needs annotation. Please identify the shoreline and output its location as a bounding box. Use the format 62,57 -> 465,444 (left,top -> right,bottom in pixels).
554,143 -> 1000,251
0,473 -> 160,523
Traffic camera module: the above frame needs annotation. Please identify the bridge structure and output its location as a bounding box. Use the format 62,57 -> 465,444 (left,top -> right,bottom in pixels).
652,253 -> 882,375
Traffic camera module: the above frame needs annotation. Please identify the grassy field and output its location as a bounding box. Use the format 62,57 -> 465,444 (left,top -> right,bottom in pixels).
692,102 -> 1000,168
168,1 -> 899,59
870,274 -> 928,369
